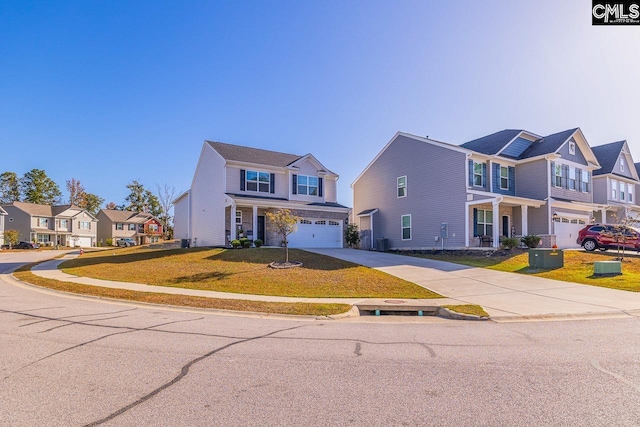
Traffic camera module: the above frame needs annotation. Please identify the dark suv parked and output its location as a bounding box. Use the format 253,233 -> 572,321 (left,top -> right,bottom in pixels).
13,241 -> 40,249
576,224 -> 640,251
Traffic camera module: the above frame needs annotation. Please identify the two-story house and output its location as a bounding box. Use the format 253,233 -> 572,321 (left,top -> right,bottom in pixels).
96,209 -> 164,246
174,141 -> 350,247
0,202 -> 98,247
352,128 -> 601,250
591,141 -> 640,224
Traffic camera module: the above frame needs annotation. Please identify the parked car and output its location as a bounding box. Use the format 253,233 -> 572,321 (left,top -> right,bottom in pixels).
13,241 -> 40,250
576,224 -> 640,251
117,238 -> 137,247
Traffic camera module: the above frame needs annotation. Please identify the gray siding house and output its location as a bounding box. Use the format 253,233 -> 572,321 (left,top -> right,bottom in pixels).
353,128 -> 602,249
592,140 -> 640,223
0,206 -> 6,244
96,209 -> 164,246
174,141 -> 350,247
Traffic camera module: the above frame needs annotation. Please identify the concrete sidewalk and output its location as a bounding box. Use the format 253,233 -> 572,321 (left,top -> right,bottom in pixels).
307,248 -> 640,320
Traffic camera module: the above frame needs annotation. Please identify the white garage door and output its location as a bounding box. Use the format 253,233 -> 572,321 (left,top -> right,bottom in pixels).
554,216 -> 587,248
287,219 -> 343,248
73,237 -> 92,247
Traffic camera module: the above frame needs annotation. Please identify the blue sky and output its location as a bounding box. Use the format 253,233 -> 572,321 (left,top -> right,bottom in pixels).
1,0 -> 639,208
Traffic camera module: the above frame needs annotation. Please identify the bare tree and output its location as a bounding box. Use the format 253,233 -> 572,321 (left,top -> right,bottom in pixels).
157,183 -> 179,239
66,178 -> 86,206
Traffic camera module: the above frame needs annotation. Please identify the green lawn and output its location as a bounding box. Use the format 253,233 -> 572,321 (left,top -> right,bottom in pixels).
60,247 -> 442,299
404,249 -> 640,292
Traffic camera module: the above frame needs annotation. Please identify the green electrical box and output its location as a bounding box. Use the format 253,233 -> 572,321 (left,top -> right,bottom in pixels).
528,248 -> 564,269
594,261 -> 622,276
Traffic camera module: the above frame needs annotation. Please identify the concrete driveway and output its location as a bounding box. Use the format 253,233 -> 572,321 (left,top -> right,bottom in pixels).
307,248 -> 640,320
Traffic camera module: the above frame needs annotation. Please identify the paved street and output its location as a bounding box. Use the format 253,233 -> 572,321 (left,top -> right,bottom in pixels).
2,251 -> 640,426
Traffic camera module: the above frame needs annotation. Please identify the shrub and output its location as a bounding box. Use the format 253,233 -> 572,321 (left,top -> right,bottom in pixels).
106,238 -> 113,246
242,240 -> 252,248
254,239 -> 263,248
344,223 -> 360,248
501,237 -> 520,250
521,235 -> 541,248
239,237 -> 249,245
231,239 -> 241,248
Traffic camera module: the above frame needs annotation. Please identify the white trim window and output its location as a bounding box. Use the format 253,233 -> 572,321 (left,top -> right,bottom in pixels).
569,167 -> 576,190
569,141 -> 576,155
297,175 -> 318,196
611,179 -> 617,200
37,218 -> 49,228
581,169 -> 590,192
397,176 -> 407,198
621,184 -> 626,201
235,211 -> 242,225
116,223 -> 124,230
500,166 -> 508,190
473,162 -> 484,186
79,221 -> 91,230
148,223 -> 159,232
59,219 -> 68,228
620,158 -> 625,172
246,171 -> 270,193
629,184 -> 634,203
401,215 -> 411,240
476,209 -> 493,236
554,164 -> 562,187
128,223 -> 136,231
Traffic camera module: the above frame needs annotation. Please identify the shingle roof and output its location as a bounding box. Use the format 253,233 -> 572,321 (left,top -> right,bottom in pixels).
518,128 -> 578,159
3,201 -> 81,217
460,129 -> 523,155
207,141 -> 303,167
635,162 -> 640,178
99,209 -> 155,223
592,141 -> 626,176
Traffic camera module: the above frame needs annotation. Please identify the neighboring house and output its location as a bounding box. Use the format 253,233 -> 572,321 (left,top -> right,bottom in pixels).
0,206 -> 7,244
591,140 -> 640,224
0,202 -> 98,247
352,128 -> 601,250
96,209 -> 164,246
174,141 -> 350,247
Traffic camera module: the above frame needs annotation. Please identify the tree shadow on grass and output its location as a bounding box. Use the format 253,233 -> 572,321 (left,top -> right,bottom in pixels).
206,248 -> 355,271
60,247 -> 212,268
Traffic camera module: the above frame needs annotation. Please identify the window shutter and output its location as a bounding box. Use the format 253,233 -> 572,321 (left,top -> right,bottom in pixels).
270,173 -> 275,194
563,165 -> 569,189
508,166 -> 515,193
482,163 -> 486,187
240,169 -> 245,191
318,177 -> 323,197
468,160 -> 473,186
493,163 -> 500,192
292,174 -> 297,195
473,208 -> 478,237
550,161 -> 555,186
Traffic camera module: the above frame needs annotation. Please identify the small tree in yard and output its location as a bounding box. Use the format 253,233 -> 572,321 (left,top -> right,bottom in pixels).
4,229 -> 19,249
344,223 -> 360,248
265,208 -> 300,263
603,212 -> 640,260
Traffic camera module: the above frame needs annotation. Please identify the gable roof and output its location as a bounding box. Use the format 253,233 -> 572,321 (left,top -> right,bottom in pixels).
518,128 -> 579,159
2,201 -> 83,217
99,209 -> 157,223
460,129 -> 523,155
592,141 -> 627,176
207,141 -> 302,168
0,206 -> 6,215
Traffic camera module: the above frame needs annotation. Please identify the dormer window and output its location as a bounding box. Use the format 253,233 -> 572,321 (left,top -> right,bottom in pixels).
568,141 -> 576,155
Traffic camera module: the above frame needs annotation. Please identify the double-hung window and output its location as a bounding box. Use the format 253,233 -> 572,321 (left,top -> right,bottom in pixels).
500,166 -> 508,190
235,211 -> 242,225
79,221 -> 91,230
621,184 -> 626,201
476,209 -> 493,236
297,175 -> 318,196
401,215 -> 411,240
581,170 -> 590,192
554,164 -> 563,187
246,171 -> 270,193
116,223 -> 124,230
629,184 -> 634,203
473,162 -> 483,186
397,176 -> 407,198
59,219 -> 68,228
621,158 -> 625,172
128,223 -> 136,231
611,180 -> 617,200
569,167 -> 576,190
37,218 -> 48,227
148,224 -> 159,232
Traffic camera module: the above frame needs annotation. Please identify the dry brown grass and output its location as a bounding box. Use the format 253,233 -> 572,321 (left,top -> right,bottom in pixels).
13,267 -> 352,316
60,247 -> 441,299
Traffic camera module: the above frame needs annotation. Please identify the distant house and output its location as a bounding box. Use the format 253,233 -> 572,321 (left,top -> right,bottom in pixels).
96,209 -> 164,246
0,201 -> 98,247
0,206 -> 7,244
591,140 -> 640,223
174,140 -> 350,247
352,128 -> 602,250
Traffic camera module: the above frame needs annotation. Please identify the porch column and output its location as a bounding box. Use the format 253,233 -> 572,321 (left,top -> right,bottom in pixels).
521,205 -> 529,236
230,205 -> 237,241
492,200 -> 500,248
464,205 -> 470,247
601,208 -> 606,223
252,205 -> 258,241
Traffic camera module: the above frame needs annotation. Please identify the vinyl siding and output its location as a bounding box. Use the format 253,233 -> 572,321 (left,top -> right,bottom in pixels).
71,211 -> 98,239
558,138 -> 588,166
592,177 -> 608,204
173,195 -> 190,240
550,163 -> 592,203
528,201 -> 550,235
191,144 -> 227,246
613,152 -> 635,179
290,159 -> 328,203
353,134 -> 467,249
96,211 -> 113,242
2,206 -> 34,241
323,177 -> 338,203
515,159 -> 548,200
226,165 -> 288,199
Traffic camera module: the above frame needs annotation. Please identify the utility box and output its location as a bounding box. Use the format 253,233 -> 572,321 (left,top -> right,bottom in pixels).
528,248 -> 564,269
594,261 -> 622,276
376,238 -> 389,252
181,239 -> 191,248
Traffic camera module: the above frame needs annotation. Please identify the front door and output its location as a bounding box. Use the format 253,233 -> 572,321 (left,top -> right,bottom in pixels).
502,215 -> 510,237
258,216 -> 265,242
